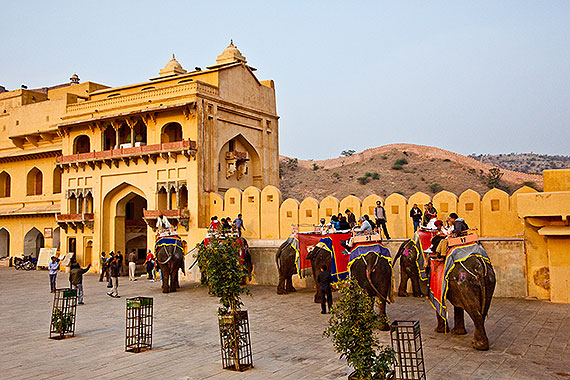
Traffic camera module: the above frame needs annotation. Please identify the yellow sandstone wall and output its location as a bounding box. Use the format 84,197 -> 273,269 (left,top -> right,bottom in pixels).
208,186 -> 533,239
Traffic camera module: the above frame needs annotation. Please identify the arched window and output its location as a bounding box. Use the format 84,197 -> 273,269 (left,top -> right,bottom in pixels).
53,167 -> 62,194
133,121 -> 147,146
0,228 -> 9,257
161,122 -> 183,143
103,125 -> 117,151
179,185 -> 188,209
23,227 -> 44,258
73,135 -> 91,154
0,172 -> 10,197
118,123 -> 131,146
26,168 -> 43,196
69,194 -> 77,214
157,188 -> 167,210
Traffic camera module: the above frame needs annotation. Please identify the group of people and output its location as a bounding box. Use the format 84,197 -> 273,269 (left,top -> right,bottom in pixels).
208,214 -> 246,236
48,255 -> 91,304
409,202 -> 439,232
316,201 -> 392,239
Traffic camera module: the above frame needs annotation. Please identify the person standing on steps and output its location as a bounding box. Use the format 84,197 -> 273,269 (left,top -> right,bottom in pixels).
233,214 -> 246,237
410,204 -> 423,232
374,201 -> 391,239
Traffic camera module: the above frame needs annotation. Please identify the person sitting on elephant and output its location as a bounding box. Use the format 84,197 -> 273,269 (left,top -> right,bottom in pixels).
156,213 -> 172,230
338,216 -> 350,230
449,213 -> 469,237
355,216 -> 372,234
345,209 -> 356,228
329,215 -> 340,230
209,216 -> 220,231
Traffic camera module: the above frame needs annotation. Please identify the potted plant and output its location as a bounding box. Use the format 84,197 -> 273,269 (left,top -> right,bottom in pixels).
324,277 -> 394,380
196,233 -> 253,371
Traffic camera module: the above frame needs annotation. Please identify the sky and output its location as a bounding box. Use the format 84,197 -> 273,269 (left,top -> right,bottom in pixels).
2,1 -> 569,159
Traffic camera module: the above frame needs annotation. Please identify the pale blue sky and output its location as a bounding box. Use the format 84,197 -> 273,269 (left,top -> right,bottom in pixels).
2,1 -> 569,159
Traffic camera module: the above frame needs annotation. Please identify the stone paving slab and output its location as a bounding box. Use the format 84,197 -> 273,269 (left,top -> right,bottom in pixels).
0,268 -> 569,379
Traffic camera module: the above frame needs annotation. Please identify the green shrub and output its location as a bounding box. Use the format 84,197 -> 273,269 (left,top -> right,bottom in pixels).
395,158 -> 408,166
313,163 -> 319,171
365,172 -> 372,177
332,172 -> 340,179
428,183 -> 443,193
357,177 -> 370,185
324,278 -> 394,379
372,173 -> 380,180
341,149 -> 356,157
443,158 -> 451,162
391,163 -> 403,170
381,155 -> 388,160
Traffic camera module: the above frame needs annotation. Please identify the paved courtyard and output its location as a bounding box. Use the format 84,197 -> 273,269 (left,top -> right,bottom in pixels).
1,267 -> 569,380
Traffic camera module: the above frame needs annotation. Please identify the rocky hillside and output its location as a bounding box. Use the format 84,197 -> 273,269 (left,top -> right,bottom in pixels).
469,153 -> 570,174
279,144 -> 542,201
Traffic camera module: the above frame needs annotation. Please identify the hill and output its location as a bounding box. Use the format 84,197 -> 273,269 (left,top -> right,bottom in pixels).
469,153 -> 570,174
279,143 -> 542,201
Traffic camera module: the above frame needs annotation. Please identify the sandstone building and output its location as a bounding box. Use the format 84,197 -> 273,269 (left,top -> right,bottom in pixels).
0,42 -> 279,266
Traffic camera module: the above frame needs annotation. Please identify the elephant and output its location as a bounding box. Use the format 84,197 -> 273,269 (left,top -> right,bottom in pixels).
395,239 -> 496,350
275,239 -> 297,294
307,244 -> 392,331
156,242 -> 185,293
393,239 -> 425,297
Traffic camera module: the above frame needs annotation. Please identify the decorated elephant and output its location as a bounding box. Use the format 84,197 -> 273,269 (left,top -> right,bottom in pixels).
395,237 -> 496,350
275,239 -> 297,294
307,243 -> 392,331
393,239 -> 425,297
156,236 -> 185,293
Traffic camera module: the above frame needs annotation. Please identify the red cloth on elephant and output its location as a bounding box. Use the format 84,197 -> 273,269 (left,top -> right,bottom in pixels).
429,259 -> 446,304
295,233 -> 323,278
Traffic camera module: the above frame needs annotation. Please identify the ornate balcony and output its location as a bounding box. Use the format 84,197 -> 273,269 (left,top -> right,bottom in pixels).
56,139 -> 197,169
56,213 -> 94,232
143,209 -> 190,231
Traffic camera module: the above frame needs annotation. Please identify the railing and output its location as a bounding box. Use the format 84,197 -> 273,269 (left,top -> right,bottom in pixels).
56,213 -> 94,222
66,81 -> 219,114
143,209 -> 190,219
56,139 -> 196,164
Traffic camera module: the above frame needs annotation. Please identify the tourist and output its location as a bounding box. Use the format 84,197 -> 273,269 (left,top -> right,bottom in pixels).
374,201 -> 391,239
116,250 -> 124,276
127,249 -> 137,281
345,209 -> 356,228
107,255 -> 121,298
424,202 -> 438,225
448,213 -> 469,237
98,251 -> 107,282
144,249 -> 155,281
364,214 -> 376,230
330,215 -> 340,230
48,256 -> 60,293
355,216 -> 372,233
338,216 -> 350,230
106,252 -> 114,288
317,265 -> 333,314
410,204 -> 423,232
233,214 -> 245,237
69,262 -> 91,305
156,213 -> 172,231
221,217 -> 231,230
209,216 -> 220,231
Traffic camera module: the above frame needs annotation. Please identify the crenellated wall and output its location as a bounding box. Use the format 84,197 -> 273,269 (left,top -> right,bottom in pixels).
209,185 -> 539,239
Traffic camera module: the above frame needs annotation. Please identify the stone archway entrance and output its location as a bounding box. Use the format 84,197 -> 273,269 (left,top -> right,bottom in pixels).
102,184 -> 148,268
24,227 -> 44,258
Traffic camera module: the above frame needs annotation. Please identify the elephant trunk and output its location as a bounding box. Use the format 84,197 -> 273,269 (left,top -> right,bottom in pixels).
393,239 -> 411,264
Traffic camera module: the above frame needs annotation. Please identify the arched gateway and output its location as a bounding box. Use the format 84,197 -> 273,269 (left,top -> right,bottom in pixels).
102,183 -> 149,263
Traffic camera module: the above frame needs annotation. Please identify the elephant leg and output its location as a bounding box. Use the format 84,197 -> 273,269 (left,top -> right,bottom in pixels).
378,297 -> 390,331
277,272 -> 288,294
398,269 -> 409,297
411,271 -> 422,297
174,268 -> 180,289
162,270 -> 170,293
451,306 -> 467,335
170,269 -> 177,292
285,276 -> 296,292
314,287 -> 322,304
465,307 -> 489,350
434,312 -> 449,333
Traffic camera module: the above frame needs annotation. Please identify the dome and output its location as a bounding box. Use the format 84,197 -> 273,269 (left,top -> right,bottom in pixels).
158,54 -> 187,77
216,40 -> 246,65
